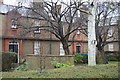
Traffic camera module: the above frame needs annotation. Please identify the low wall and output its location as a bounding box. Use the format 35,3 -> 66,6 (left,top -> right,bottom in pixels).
26,54 -> 74,70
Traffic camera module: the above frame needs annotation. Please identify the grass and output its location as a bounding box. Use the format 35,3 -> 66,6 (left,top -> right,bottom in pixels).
2,61 -> 119,78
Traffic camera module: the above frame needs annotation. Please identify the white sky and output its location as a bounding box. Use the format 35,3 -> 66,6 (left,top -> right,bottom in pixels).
4,0 -> 17,5
3,0 -> 119,6
3,0 -> 32,6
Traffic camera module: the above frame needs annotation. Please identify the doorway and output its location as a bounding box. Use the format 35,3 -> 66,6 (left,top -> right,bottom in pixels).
9,41 -> 19,63
76,43 -> 81,53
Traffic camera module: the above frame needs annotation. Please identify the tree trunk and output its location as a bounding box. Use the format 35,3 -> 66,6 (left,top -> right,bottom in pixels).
98,50 -> 108,64
62,40 -> 70,55
88,0 -> 97,66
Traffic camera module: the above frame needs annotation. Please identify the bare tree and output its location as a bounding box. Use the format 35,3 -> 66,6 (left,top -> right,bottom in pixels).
95,2 -> 119,64
77,2 -> 119,64
12,0 -> 89,55
71,1 -> 119,64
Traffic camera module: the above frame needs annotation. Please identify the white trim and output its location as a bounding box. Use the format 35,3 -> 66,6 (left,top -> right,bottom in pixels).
77,28 -> 80,34
17,43 -> 19,63
34,28 -> 41,33
108,28 -> 112,37
34,41 -> 40,55
34,20 -> 41,33
108,43 -> 114,51
60,43 -> 65,56
11,25 -> 17,29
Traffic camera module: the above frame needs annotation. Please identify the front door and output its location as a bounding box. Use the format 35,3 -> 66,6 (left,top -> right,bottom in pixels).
9,41 -> 19,63
76,43 -> 81,53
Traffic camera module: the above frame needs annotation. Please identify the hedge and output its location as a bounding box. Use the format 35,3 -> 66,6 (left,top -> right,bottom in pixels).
2,52 -> 17,71
74,54 -> 88,64
74,52 -> 119,65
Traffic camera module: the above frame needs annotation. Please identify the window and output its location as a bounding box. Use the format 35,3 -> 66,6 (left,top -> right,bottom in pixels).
76,43 -> 81,53
111,17 -> 117,25
34,28 -> 41,33
77,10 -> 80,17
9,41 -> 19,63
34,21 -> 40,26
77,28 -> 80,34
34,41 -> 40,55
34,21 -> 40,33
108,28 -> 112,37
60,43 -> 65,56
108,43 -> 113,51
11,25 -> 17,29
11,19 -> 17,29
9,41 -> 18,53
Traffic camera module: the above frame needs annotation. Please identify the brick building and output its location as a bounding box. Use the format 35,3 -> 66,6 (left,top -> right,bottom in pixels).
0,1 -> 119,63
0,3 -> 89,62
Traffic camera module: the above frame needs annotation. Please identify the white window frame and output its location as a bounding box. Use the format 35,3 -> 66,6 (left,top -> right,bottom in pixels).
11,19 -> 17,29
34,41 -> 40,55
77,10 -> 80,17
108,43 -> 114,51
34,21 -> 41,33
108,28 -> 112,37
77,28 -> 80,34
34,28 -> 41,33
60,43 -> 65,56
11,25 -> 17,29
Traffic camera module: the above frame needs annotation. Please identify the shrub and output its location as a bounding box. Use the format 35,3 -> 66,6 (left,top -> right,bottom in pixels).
51,61 -> 74,68
107,55 -> 119,61
96,55 -> 104,64
105,51 -> 120,57
14,61 -> 28,71
2,52 -> 17,71
74,54 -> 88,64
96,53 -> 119,64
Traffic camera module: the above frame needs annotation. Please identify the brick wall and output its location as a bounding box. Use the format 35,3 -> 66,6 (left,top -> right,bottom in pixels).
23,40 -> 33,56
26,54 -> 74,69
0,0 -> 3,3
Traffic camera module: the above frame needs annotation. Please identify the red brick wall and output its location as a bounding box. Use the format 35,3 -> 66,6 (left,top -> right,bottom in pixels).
2,39 -> 23,57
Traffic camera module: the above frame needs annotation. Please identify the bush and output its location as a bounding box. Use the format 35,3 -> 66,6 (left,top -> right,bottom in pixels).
107,55 -> 119,61
96,53 -> 119,64
105,51 -> 120,57
14,61 -> 28,71
74,54 -> 88,64
51,61 -> 74,68
2,52 -> 17,71
96,55 -> 104,64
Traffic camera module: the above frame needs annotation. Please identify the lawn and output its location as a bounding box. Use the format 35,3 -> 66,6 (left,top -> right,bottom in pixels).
2,61 -> 119,78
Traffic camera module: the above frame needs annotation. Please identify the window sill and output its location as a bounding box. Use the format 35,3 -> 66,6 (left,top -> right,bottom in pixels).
11,28 -> 18,30
34,32 -> 41,34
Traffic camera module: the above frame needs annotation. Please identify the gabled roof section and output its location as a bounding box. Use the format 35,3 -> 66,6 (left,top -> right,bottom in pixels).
0,3 -> 45,20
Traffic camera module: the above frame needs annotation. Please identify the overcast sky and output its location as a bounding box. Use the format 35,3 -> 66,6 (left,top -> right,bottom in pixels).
3,0 -> 119,6
3,0 -> 32,6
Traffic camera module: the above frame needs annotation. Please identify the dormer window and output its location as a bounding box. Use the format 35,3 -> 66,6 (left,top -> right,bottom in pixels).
34,21 -> 41,33
34,20 -> 40,26
108,28 -> 112,37
11,19 -> 17,29
34,28 -> 41,33
11,25 -> 17,29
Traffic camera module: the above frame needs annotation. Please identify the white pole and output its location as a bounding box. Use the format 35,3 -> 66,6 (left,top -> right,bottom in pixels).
88,0 -> 97,66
